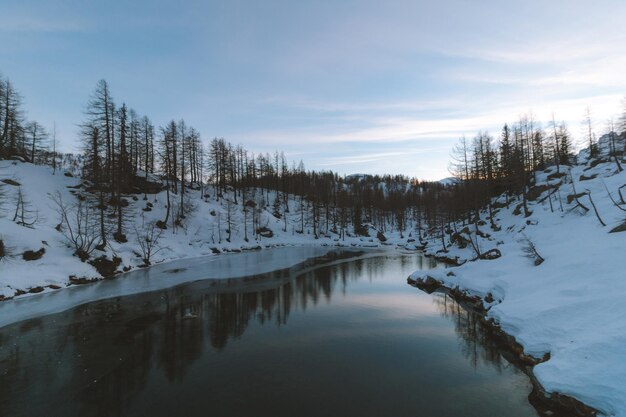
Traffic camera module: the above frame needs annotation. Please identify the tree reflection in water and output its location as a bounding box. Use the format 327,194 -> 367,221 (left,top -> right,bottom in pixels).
432,293 -> 506,372
0,254 -> 539,417
0,255 -> 378,417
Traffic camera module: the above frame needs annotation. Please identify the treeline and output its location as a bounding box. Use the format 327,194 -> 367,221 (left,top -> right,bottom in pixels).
74,80 -> 452,245
448,116 -> 575,221
4,74 -> 626,259
0,75 -> 59,167
448,113 -> 625,220
202,138 -> 431,239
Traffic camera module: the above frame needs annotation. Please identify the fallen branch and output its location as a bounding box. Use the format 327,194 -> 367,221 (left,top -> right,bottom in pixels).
601,180 -> 626,212
618,184 -> 626,205
521,234 -> 544,266
586,190 -> 606,227
570,175 -> 589,212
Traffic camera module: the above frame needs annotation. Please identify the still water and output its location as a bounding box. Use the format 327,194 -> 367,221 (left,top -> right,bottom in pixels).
0,251 -> 538,417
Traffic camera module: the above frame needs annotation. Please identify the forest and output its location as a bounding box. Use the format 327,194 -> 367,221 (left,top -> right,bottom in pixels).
1,74 -> 625,260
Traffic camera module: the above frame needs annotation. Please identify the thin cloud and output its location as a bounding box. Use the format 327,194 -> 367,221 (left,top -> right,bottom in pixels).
236,93 -> 624,149
0,17 -> 88,33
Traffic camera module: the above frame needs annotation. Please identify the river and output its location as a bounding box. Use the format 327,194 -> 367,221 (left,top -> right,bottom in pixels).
0,249 -> 539,417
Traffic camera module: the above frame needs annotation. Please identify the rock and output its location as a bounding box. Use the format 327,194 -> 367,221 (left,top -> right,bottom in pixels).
609,220 -> 626,233
407,275 -> 442,293
108,196 -> 129,207
527,184 -> 551,201
434,254 -> 463,266
22,248 -> 45,261
450,232 -> 469,249
256,227 -> 273,238
376,231 -> 387,242
566,192 -> 587,204
69,275 -> 98,285
133,175 -> 163,194
88,256 -> 122,278
1,178 -> 20,186
579,173 -> 598,181
547,172 -> 567,181
113,232 -> 128,243
479,248 -> 502,260
588,158 -> 606,168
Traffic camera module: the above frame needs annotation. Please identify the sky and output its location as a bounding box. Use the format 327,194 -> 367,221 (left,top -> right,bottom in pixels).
1,0 -> 626,180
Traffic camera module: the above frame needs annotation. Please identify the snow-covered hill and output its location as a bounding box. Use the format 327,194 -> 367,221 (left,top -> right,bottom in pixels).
437,176 -> 459,186
410,141 -> 626,416
0,160 -> 414,300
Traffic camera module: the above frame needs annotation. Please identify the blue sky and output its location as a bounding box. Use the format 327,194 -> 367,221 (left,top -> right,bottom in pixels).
1,0 -> 625,180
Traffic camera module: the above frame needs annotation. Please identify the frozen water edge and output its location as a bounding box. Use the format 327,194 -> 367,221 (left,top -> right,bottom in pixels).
0,246 -> 377,329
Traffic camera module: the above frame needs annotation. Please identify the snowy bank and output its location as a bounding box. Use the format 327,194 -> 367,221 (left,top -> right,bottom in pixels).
0,246 -> 383,329
409,151 -> 626,416
0,160 -> 412,300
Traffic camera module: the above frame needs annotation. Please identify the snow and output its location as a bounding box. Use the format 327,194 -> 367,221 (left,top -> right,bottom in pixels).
0,159 -> 410,301
410,142 -> 626,415
3,139 -> 626,414
438,176 -> 459,186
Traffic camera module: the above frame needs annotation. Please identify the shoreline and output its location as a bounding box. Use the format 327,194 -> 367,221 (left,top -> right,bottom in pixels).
0,239 -> 395,303
0,245 -> 391,329
407,274 -> 600,417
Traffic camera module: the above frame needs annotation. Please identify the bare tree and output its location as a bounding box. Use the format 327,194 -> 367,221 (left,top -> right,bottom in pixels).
82,79 -> 114,182
584,107 -> 597,159
51,122 -> 57,174
25,121 -> 48,163
51,192 -> 100,260
12,186 -> 38,227
607,118 -> 623,172
135,221 -> 164,265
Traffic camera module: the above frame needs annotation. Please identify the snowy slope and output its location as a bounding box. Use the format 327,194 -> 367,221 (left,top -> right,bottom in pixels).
410,148 -> 626,415
0,160 -> 413,300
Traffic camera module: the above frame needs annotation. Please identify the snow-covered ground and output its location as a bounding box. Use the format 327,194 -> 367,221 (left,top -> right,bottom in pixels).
411,145 -> 626,415
0,160 -> 411,301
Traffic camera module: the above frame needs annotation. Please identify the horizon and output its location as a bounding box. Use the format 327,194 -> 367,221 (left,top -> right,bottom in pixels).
2,0 -> 626,180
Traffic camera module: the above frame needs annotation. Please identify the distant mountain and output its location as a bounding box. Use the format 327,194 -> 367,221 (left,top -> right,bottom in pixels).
345,173 -> 372,181
438,177 -> 458,186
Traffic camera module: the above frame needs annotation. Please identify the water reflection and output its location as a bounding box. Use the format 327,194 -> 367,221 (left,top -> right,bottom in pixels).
432,293 -> 505,370
0,253 -> 538,417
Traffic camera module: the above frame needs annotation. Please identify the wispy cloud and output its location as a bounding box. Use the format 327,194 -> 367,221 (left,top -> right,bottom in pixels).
241,93 -> 624,148
259,95 -> 466,114
0,17 -> 88,33
4,0 -> 626,181
318,150 -> 437,166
